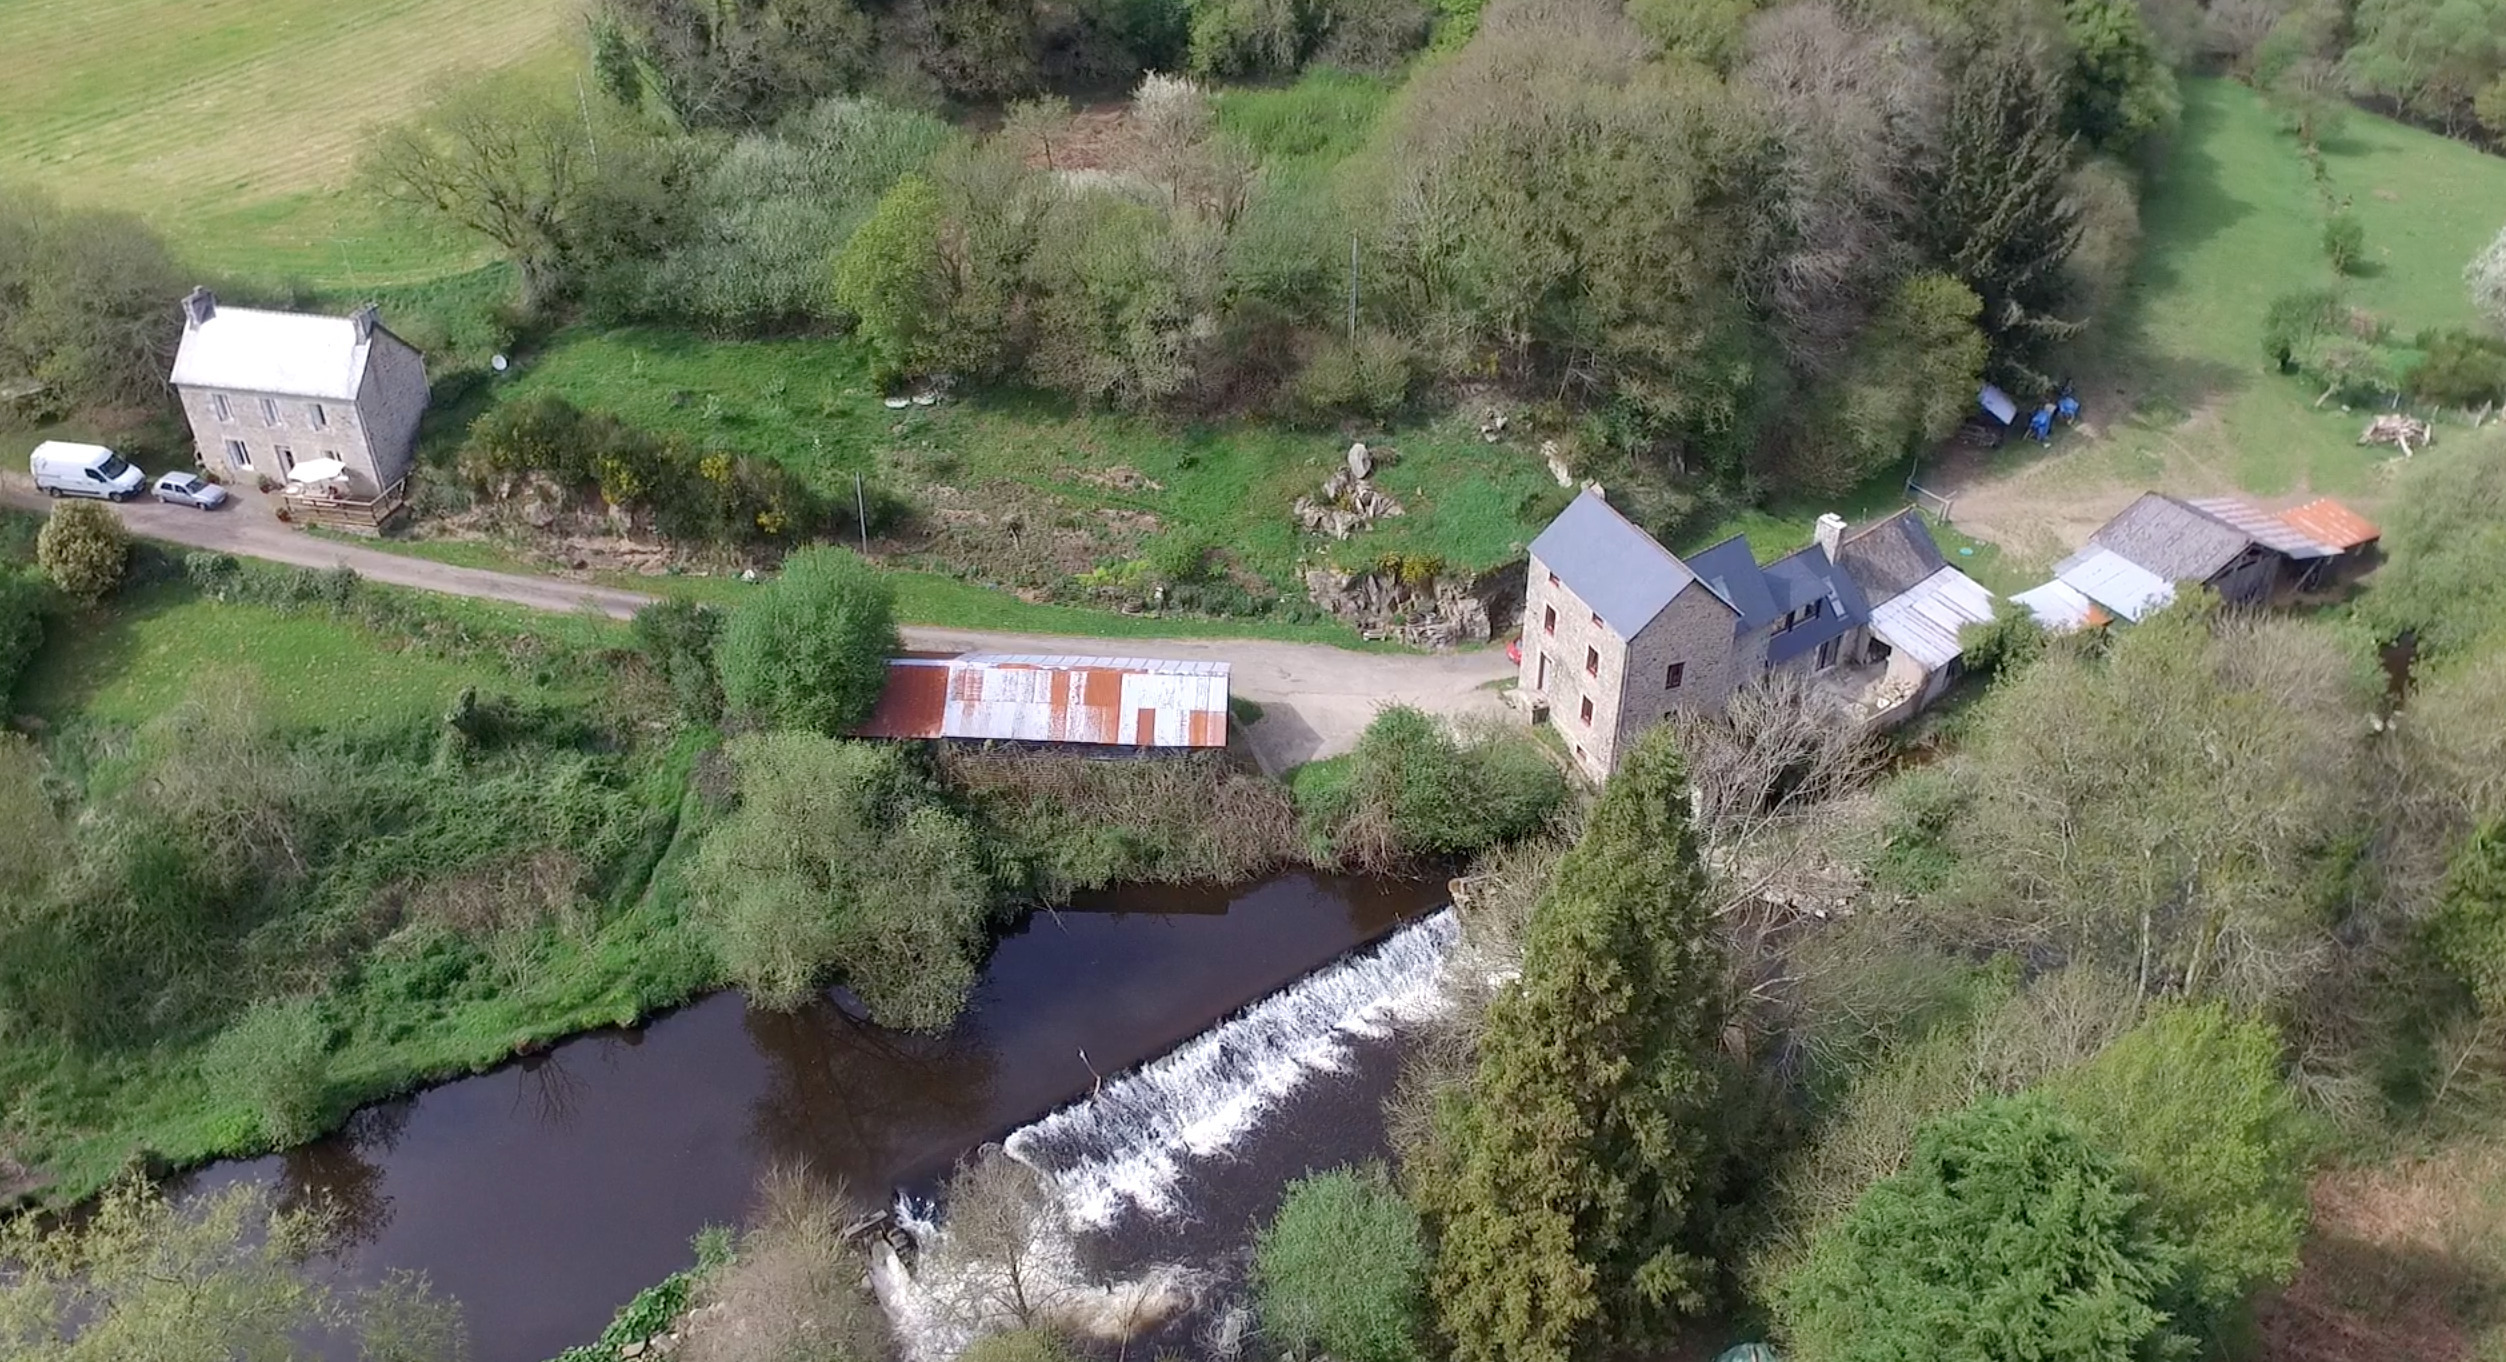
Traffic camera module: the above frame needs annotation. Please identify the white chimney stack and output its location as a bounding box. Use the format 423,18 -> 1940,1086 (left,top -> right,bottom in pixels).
181,286 -> 216,329
1814,512 -> 1848,561
350,303 -> 379,342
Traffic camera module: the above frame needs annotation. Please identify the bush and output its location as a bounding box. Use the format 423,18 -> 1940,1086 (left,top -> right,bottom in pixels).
2322,213 -> 2367,275
1958,600 -> 2049,681
690,733 -> 997,1028
200,998 -> 333,1146
2475,225 -> 2506,336
1254,1164 -> 1427,1362
958,1330 -> 1076,1362
36,500 -> 129,603
2407,328 -> 2506,408
631,598 -> 725,719
1778,1094 -> 2193,1362
716,548 -> 899,736
0,568 -> 45,701
1311,707 -> 1566,864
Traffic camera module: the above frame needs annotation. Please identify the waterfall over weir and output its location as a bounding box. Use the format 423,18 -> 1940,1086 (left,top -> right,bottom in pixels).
875,906 -> 1462,1362
1005,904 -> 1461,1230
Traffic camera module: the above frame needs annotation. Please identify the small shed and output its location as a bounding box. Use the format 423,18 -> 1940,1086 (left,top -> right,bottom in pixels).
856,653 -> 1230,749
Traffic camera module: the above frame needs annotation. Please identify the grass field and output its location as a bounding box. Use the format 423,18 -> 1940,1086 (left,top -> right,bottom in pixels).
0,0 -> 581,282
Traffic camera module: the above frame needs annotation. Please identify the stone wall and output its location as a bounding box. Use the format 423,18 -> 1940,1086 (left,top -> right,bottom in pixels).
1304,558 -> 1524,649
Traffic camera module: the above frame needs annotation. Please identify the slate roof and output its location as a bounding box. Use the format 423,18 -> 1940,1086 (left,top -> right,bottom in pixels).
1687,535 -> 1777,626
171,305 -> 378,401
1837,508 -> 1950,605
1527,490 -> 1707,635
1764,544 -> 1870,666
2087,493 -> 2257,584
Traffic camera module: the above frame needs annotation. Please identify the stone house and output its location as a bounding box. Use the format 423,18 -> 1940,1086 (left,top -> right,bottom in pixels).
169,288 -> 429,499
1519,494 -> 1996,778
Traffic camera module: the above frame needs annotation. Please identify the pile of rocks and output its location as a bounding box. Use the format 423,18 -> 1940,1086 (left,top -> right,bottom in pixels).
1302,562 -> 1506,649
1292,443 -> 1406,540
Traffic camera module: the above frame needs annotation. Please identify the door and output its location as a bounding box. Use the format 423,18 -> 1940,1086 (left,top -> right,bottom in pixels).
1816,635 -> 1841,669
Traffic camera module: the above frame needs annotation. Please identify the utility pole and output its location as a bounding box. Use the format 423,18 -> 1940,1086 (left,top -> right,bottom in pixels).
1348,236 -> 1360,344
577,73 -> 600,171
854,473 -> 870,553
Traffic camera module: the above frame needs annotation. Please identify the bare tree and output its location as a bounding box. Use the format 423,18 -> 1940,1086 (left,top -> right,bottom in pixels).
363,77 -> 591,308
931,1145 -> 1077,1333
682,1163 -> 893,1362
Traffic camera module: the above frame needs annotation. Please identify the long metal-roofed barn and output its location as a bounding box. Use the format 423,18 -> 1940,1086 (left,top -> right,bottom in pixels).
855,653 -> 1231,749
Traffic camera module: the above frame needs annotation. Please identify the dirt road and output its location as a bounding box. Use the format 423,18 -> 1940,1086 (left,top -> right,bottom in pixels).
2,480 -> 1513,769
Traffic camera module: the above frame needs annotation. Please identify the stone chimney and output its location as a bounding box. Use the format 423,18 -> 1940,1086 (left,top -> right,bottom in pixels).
181,286 -> 216,329
349,303 -> 379,342
1814,512 -> 1848,561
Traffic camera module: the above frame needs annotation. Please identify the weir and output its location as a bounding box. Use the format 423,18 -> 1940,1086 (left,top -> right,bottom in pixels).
876,906 -> 1463,1361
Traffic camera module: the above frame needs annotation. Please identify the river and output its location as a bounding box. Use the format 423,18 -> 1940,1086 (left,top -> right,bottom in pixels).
178,872 -> 1452,1362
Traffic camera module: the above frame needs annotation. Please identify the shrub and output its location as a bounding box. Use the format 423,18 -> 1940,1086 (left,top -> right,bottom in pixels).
716,548 -> 899,736
2045,1003 -> 2312,1339
1778,1094 -> 2193,1362
690,733 -> 997,1027
631,598 -> 725,719
36,500 -> 129,603
2475,225 -> 2506,335
0,568 -> 45,701
1255,1164 -> 1427,1362
2322,213 -> 2367,275
1958,600 -> 2049,681
201,998 -> 333,1146
1314,707 -> 1566,864
2407,328 -> 2506,408
831,174 -> 946,386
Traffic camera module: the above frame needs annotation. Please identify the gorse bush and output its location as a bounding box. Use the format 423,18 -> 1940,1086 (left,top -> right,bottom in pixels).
463,394 -> 824,547
716,547 -> 899,736
690,733 -> 998,1028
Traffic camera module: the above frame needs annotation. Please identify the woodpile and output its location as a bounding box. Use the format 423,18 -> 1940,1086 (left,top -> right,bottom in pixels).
2359,413 -> 2431,455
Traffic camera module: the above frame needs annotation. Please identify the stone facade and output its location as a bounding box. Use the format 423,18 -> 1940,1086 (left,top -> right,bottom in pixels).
173,298 -> 428,500
1519,551 -> 1759,780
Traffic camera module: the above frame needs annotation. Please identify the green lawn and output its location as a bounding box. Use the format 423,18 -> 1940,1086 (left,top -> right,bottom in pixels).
491,326 -> 1568,593
17,577 -> 611,729
0,0 -> 579,282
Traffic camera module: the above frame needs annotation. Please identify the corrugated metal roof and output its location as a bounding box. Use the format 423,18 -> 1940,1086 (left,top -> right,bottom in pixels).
2052,546 -> 2177,622
1527,491 -> 1706,636
856,654 -> 1229,748
1867,566 -> 1997,671
2014,578 -> 2100,631
2277,497 -> 2380,551
2184,495 -> 2338,558
171,305 -> 375,400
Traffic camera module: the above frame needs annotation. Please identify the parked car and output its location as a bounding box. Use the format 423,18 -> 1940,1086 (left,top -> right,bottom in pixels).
29,441 -> 145,501
153,471 -> 229,510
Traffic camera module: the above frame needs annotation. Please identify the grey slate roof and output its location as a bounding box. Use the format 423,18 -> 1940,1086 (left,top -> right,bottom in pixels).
2088,493 -> 2257,584
1764,545 -> 1870,666
1687,535 -> 1777,626
1526,490 -> 1704,636
1837,508 -> 1949,605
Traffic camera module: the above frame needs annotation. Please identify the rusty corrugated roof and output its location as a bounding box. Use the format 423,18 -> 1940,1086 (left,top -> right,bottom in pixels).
855,654 -> 1230,748
2277,497 -> 2380,552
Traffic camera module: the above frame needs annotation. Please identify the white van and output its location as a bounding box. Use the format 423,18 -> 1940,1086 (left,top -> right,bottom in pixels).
30,441 -> 145,501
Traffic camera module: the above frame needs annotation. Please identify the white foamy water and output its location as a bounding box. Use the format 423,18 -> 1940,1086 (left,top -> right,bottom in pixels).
1004,906 -> 1460,1230
877,908 -> 1463,1362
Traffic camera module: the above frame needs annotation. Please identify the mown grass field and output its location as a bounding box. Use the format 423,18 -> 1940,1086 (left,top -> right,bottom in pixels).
2032,78 -> 2506,505
0,0 -> 581,282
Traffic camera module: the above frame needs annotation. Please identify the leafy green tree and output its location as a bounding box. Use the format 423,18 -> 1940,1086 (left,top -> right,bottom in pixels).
632,597 -> 725,719
2360,426 -> 2506,657
832,174 -> 947,385
0,1176 -> 465,1361
1824,273 -> 1988,493
2048,1004 -> 2312,1342
593,0 -> 874,128
1255,1164 -> 1428,1362
1323,706 -> 1565,863
2341,0 -> 2505,135
690,733 -> 996,1027
1778,1094 -> 2194,1362
716,546 -> 899,735
1413,726 -> 1727,1362
1920,34 -> 2084,383
36,499 -> 129,604
0,567 -> 45,702
2062,0 -> 2181,152
2425,822 -> 2506,1012
0,189 -> 186,417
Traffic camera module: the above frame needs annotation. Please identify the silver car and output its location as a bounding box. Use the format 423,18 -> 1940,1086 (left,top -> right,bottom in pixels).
153,471 -> 230,510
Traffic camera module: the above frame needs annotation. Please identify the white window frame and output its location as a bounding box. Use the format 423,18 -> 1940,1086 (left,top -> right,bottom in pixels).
309,403 -> 327,430
275,446 -> 295,472
261,397 -> 281,426
225,439 -> 252,470
210,392 -> 230,422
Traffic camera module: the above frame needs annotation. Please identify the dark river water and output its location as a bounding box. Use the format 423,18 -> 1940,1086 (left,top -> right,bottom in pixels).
179,872 -> 1446,1362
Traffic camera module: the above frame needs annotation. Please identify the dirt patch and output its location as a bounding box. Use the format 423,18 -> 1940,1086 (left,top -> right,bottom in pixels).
877,480 -> 1158,591
1920,395 -> 2253,567
1056,463 -> 1165,493
2255,1145 -> 2506,1362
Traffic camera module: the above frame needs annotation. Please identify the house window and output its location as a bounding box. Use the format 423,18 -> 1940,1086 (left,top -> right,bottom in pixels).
1816,636 -> 1841,669
1536,653 -> 1548,689
1585,646 -> 1599,676
309,403 -> 327,429
1805,597 -> 1825,620
1666,661 -> 1685,689
261,397 -> 281,426
225,439 -> 251,470
1590,611 -> 1603,628
1579,696 -> 1594,725
1547,571 -> 1559,588
1543,605 -> 1557,636
211,393 -> 230,422
275,446 -> 295,472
